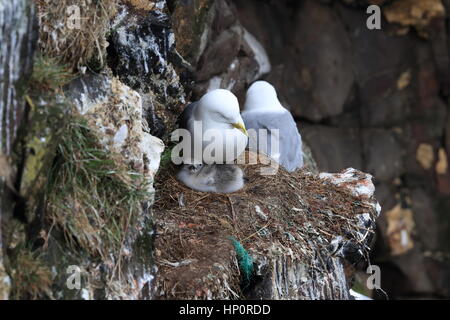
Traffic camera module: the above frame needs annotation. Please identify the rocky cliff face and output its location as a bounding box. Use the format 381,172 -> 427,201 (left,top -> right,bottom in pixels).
2,0 -> 446,300
229,0 -> 450,299
0,0 -> 37,300
186,0 -> 450,299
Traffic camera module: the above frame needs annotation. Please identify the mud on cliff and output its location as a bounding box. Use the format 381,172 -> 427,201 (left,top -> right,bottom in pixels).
10,0 -> 450,300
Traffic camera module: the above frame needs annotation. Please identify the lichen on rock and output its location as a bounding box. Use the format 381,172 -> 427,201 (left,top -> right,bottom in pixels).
1,0 -> 38,300
383,0 -> 445,37
38,71 -> 166,300
66,73 -> 165,195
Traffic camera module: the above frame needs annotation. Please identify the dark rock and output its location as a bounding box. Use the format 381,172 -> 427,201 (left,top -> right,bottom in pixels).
391,248 -> 441,297
170,0 -> 216,65
302,125 -> 363,172
0,0 -> 37,156
64,74 -> 112,110
284,0 -> 354,121
107,4 -> 186,137
188,0 -> 270,100
144,109 -> 166,139
196,26 -> 242,81
373,183 -> 397,215
362,129 -> 404,182
107,8 -> 174,93
233,0 -> 296,59
0,0 -> 38,300
234,0 -> 355,122
337,3 -> 417,127
446,116 -> 450,173
211,0 -> 238,39
410,188 -> 440,251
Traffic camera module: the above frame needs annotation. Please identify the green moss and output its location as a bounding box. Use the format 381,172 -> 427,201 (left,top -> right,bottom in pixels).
18,54 -> 73,205
351,278 -> 372,298
10,51 -> 153,298
159,145 -> 174,171
7,53 -> 75,299
86,55 -> 106,73
30,54 -> 76,91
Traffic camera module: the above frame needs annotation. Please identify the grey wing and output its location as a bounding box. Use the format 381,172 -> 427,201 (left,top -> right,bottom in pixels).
177,102 -> 197,130
278,111 -> 303,172
176,102 -> 198,164
242,110 -> 303,172
242,112 -> 261,150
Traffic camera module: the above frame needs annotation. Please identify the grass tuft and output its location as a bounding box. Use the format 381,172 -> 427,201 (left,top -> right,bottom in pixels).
9,244 -> 52,300
46,115 -> 151,265
30,54 -> 76,91
37,0 -> 118,70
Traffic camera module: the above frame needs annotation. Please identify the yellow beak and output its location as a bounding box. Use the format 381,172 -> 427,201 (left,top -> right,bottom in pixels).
232,122 -> 248,136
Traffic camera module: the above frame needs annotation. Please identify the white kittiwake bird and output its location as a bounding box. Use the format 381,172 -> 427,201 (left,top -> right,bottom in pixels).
177,89 -> 248,164
177,164 -> 244,193
242,81 -> 303,172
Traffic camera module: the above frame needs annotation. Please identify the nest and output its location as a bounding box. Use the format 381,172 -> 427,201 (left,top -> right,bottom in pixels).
152,151 -> 376,299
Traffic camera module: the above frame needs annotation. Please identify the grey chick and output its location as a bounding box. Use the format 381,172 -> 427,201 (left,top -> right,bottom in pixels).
177,164 -> 244,193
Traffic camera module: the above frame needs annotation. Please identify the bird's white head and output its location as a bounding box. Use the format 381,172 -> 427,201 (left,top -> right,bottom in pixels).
197,89 -> 247,135
243,80 -> 284,111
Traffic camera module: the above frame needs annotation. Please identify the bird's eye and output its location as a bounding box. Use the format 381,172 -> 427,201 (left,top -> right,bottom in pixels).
213,112 -> 229,122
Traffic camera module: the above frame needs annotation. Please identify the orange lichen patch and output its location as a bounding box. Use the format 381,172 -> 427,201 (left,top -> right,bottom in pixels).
436,148 -> 448,175
386,204 -> 415,256
152,152 -> 378,299
397,70 -> 411,90
384,0 -> 445,37
416,143 -> 434,170
124,0 -> 157,11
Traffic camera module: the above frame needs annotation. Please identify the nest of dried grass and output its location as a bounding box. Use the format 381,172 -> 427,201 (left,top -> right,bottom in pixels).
36,0 -> 118,70
152,151 -> 376,299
